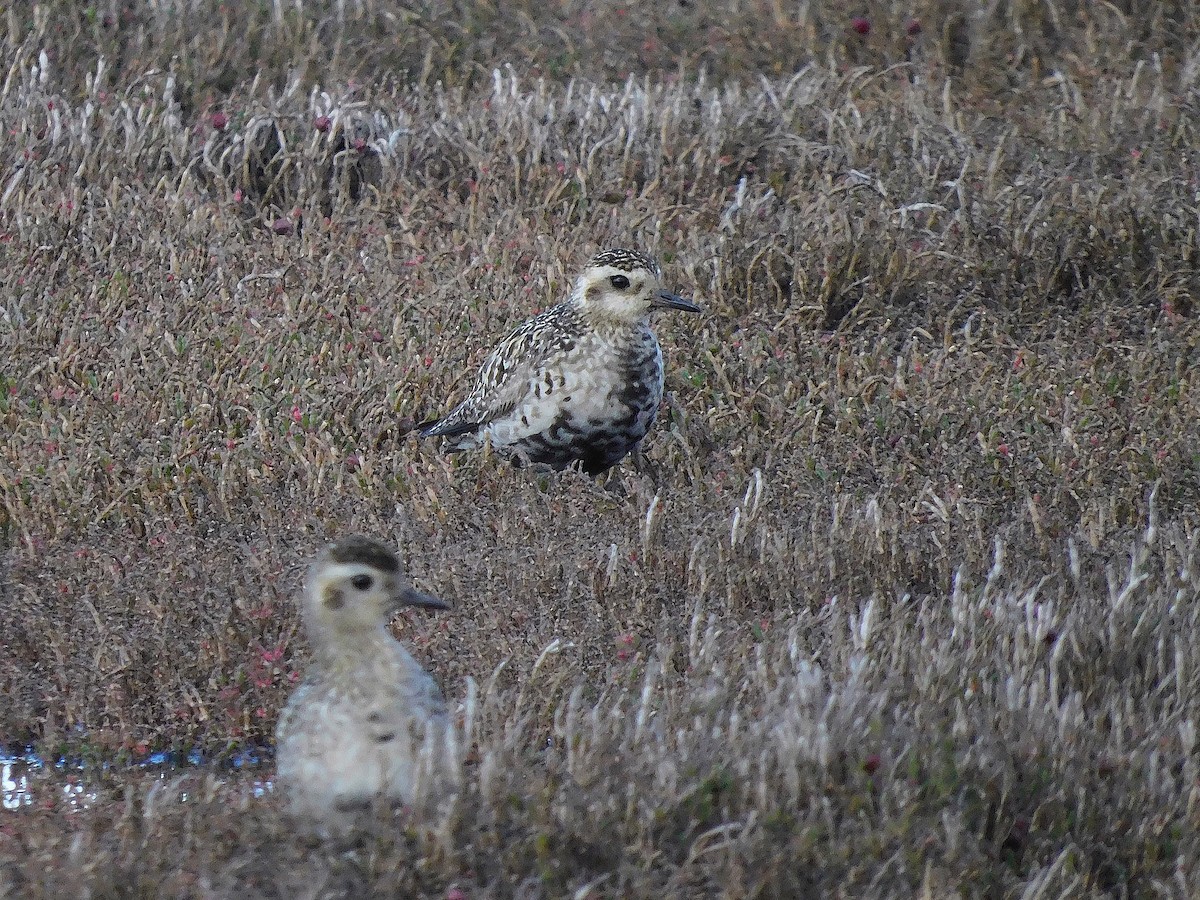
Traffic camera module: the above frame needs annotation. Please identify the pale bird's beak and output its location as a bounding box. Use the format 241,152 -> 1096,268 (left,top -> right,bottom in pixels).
393,586 -> 450,611
651,288 -> 700,313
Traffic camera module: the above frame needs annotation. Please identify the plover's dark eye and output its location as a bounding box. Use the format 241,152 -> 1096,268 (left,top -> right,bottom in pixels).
350,574 -> 373,591
609,274 -> 630,290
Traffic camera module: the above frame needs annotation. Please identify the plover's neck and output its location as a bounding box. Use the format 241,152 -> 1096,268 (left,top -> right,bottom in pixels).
310,624 -> 396,674
578,306 -> 651,332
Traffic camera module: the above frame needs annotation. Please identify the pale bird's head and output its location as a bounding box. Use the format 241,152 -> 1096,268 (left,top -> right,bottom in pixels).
303,535 -> 448,641
572,248 -> 700,324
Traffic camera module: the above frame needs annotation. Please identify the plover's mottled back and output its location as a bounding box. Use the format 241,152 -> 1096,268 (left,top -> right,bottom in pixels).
419,248 -> 699,474
274,535 -> 449,832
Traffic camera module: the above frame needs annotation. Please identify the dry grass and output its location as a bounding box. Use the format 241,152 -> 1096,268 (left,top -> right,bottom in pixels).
3,1 -> 1200,897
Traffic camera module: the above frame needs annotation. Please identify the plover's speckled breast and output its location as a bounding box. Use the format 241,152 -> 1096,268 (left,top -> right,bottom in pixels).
474,320 -> 665,473
420,248 -> 699,474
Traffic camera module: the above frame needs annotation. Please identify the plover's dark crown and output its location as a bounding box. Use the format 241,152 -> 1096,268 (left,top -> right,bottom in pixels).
326,535 -> 401,574
589,247 -> 661,276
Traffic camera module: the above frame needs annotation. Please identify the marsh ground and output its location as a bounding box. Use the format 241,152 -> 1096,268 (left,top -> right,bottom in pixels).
2,1 -> 1200,896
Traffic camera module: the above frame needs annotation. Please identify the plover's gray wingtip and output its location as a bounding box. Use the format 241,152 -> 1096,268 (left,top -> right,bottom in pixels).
419,416 -> 483,440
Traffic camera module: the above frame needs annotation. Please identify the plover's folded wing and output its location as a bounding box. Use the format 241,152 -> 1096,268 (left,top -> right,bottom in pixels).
419,307 -> 576,439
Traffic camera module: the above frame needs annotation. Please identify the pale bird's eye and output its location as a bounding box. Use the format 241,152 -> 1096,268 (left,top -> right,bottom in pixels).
350,574 -> 373,591
609,274 -> 630,290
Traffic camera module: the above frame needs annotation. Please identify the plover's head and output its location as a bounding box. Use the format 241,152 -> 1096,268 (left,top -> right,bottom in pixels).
572,248 -> 699,324
303,535 -> 448,639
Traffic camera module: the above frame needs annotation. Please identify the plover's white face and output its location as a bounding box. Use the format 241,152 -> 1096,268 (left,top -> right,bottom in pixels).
574,249 -> 699,324
304,537 -> 447,640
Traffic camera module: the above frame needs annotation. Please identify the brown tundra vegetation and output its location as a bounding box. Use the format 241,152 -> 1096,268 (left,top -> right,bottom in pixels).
2,1 -> 1200,897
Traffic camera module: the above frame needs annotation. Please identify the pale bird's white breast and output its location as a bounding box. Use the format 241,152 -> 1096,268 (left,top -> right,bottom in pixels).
275,643 -> 445,817
277,684 -> 398,804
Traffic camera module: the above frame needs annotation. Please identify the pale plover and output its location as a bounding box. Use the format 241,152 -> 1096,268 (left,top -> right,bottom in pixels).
274,535 -> 449,830
419,248 -> 699,474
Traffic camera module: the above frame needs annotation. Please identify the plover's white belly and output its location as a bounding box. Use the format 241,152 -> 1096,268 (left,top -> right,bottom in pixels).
275,654 -> 446,820
276,683 -> 395,814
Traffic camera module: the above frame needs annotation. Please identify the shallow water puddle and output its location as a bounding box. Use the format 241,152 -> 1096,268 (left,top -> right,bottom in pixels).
1,751 -> 94,811
2,754 -> 36,809
2,748 -> 273,811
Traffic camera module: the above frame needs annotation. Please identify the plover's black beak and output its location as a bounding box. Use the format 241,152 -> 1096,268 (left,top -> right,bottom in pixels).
651,288 -> 700,313
393,586 -> 450,611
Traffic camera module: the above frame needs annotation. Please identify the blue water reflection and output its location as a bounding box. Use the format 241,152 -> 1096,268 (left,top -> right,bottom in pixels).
1,745 -> 273,810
